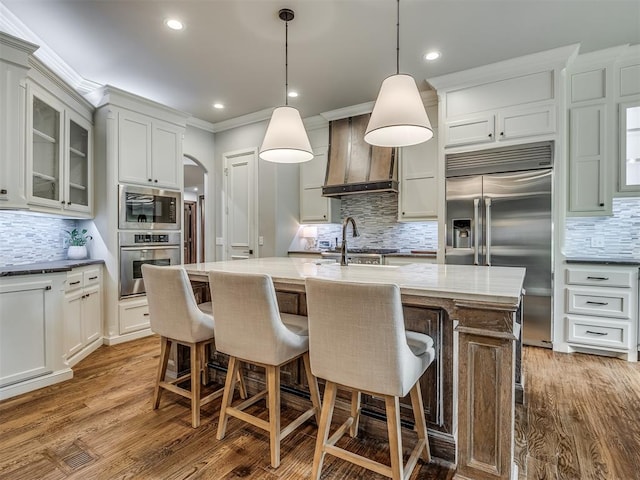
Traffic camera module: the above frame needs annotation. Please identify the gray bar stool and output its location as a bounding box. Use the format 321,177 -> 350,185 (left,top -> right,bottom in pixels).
208,271 -> 322,468
142,264 -> 245,428
305,277 -> 435,480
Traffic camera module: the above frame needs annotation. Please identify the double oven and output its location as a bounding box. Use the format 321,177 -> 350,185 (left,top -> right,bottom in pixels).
118,185 -> 182,298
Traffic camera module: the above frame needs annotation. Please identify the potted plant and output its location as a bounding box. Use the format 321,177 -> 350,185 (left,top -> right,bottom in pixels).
65,228 -> 92,260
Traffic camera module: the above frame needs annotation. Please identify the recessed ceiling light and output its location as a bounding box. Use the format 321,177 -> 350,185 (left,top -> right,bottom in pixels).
165,19 -> 184,30
288,91 -> 299,98
424,51 -> 441,61
213,103 -> 224,109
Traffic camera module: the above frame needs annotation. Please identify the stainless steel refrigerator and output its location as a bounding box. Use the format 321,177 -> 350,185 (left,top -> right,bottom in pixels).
445,142 -> 553,347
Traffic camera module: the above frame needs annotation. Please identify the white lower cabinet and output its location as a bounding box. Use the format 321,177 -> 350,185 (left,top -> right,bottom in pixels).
63,266 -> 103,366
0,272 -> 71,400
119,296 -> 150,335
562,264 -> 638,361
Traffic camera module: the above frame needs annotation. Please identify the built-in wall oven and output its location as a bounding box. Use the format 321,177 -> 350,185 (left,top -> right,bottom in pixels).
119,185 -> 181,230
119,232 -> 181,298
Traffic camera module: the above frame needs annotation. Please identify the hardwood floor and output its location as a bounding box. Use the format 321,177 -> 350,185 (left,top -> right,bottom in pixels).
1,337 -> 639,479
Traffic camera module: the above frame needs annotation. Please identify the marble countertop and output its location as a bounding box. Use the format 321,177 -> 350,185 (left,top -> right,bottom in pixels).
565,257 -> 640,266
0,259 -> 104,277
288,250 -> 438,257
181,257 -> 525,306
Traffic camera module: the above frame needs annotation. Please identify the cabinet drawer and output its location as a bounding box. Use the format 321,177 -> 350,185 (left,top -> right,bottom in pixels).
566,315 -> 631,350
565,287 -> 632,319
83,268 -> 101,287
119,298 -> 150,335
66,272 -> 83,292
566,267 -> 635,288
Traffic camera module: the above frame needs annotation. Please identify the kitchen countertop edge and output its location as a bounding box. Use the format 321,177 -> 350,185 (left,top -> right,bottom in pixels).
288,250 -> 437,257
0,259 -> 105,277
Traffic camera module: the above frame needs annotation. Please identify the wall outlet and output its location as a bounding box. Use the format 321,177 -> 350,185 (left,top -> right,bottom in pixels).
258,236 -> 264,246
590,236 -> 605,248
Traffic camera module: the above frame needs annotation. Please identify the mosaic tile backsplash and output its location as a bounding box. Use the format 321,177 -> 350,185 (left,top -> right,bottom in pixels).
296,192 -> 438,251
0,212 -> 78,266
564,197 -> 640,259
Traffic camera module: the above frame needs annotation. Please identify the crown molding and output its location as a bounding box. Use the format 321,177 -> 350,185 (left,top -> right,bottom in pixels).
1,4 -> 101,95
303,115 -> 328,131
428,44 -> 581,92
320,101 -> 375,121
187,116 -> 217,133
211,107 -> 274,133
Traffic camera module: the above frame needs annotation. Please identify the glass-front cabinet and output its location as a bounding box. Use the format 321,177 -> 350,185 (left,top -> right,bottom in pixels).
620,102 -> 640,193
27,82 -> 92,215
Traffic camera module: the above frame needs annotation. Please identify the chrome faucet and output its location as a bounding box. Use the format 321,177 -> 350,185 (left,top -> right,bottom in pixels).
340,217 -> 360,266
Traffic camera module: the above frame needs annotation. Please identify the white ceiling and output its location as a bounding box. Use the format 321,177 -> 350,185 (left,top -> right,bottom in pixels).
2,0 -> 639,126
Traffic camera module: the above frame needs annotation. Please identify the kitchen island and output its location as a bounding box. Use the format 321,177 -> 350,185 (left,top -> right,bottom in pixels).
182,257 -> 525,480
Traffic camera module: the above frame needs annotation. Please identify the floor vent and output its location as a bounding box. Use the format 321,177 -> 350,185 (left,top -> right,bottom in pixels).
46,440 -> 98,474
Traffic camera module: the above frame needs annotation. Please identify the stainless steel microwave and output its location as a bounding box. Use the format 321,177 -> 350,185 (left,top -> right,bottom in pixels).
118,185 -> 181,230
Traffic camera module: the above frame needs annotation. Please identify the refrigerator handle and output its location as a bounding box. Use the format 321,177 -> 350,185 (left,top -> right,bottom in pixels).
485,197 -> 492,266
473,198 -> 480,265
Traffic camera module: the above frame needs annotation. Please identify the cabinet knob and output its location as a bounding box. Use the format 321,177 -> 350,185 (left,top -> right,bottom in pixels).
61,200 -> 66,205
154,179 -> 158,183
488,133 -> 493,138
500,132 -> 504,136
323,215 -> 326,218
0,189 -> 7,195
599,203 -> 605,207
148,178 -> 153,182
402,211 -> 406,215
67,201 -> 72,206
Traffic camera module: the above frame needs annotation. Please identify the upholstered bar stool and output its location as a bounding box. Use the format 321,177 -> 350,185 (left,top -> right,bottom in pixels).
208,271 -> 322,468
142,264 -> 244,428
305,278 -> 435,480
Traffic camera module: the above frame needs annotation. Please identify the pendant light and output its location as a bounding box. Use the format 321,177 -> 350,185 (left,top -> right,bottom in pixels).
259,8 -> 313,164
364,0 -> 433,147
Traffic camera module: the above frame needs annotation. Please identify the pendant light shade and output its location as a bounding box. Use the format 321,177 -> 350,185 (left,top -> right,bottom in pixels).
260,106 -> 313,163
364,74 -> 433,147
365,0 -> 433,147
259,8 -> 313,164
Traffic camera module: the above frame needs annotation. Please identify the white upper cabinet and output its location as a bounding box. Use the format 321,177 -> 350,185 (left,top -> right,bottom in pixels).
26,82 -> 93,216
398,129 -> 439,221
429,45 -> 576,152
0,33 -> 36,209
617,50 -> 640,194
118,110 -> 182,190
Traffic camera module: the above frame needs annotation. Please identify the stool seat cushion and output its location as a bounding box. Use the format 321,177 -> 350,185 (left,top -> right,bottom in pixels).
405,331 -> 434,356
198,301 -> 213,315
281,313 -> 309,336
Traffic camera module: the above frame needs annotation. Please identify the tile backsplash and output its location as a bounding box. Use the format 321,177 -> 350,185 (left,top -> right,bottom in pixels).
564,197 -> 640,259
0,212 -> 78,266
294,192 -> 438,251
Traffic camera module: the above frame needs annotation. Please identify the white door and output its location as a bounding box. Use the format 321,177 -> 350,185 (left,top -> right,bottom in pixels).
223,148 -> 257,260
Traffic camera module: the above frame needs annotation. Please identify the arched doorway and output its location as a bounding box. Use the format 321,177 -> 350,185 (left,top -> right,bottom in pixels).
183,155 -> 207,263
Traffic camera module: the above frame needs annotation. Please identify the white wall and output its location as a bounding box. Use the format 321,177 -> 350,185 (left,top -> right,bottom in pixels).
184,124 -> 215,261
213,119 -> 300,259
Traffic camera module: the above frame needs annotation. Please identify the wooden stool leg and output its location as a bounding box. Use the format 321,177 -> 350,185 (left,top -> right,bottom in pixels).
200,342 -> 210,386
312,380 -> 337,480
190,342 -> 202,428
236,365 -> 247,400
302,353 -> 322,424
409,381 -> 431,462
267,365 -> 281,468
385,395 -> 403,480
217,356 -> 239,440
349,390 -> 361,438
153,337 -> 171,409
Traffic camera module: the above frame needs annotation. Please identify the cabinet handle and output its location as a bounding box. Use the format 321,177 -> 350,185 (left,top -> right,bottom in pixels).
67,201 -> 72,206
587,276 -> 609,281
70,281 -> 81,285
148,178 -> 153,182
61,200 -> 66,205
586,301 -> 608,306
89,276 -> 98,280
488,133 -> 493,138
0,189 -> 7,194
143,313 -> 150,317
585,330 -> 608,336
599,203 -> 605,207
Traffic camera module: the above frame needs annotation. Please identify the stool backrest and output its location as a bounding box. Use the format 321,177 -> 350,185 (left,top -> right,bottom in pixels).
141,264 -> 210,343
305,277 -> 414,397
208,271 -> 306,365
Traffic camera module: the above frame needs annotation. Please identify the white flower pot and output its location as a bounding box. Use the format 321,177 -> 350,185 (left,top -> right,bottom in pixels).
67,245 -> 87,260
